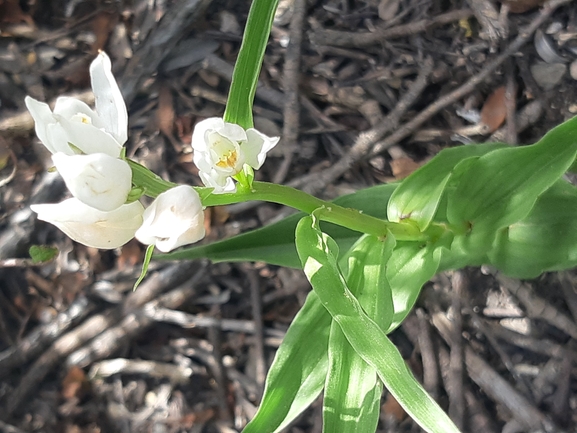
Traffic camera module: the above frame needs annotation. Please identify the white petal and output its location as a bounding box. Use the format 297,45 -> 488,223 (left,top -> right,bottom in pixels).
191,117 -> 225,153
218,121 -> 247,143
52,153 -> 132,211
25,96 -> 58,153
56,116 -> 123,157
32,199 -> 143,249
44,123 -> 79,155
244,128 -> 279,169
90,52 -> 128,145
199,170 -> 236,193
53,97 -> 105,129
135,185 -> 205,252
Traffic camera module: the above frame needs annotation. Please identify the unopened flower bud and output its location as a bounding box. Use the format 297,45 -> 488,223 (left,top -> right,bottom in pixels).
52,152 -> 132,212
135,185 -> 205,252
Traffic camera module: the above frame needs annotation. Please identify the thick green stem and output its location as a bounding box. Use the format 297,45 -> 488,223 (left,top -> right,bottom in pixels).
202,182 -> 424,241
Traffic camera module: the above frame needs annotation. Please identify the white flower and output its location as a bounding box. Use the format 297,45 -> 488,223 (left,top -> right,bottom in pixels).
135,185 -> 205,252
25,51 -> 127,157
51,152 -> 132,212
31,200 -> 144,250
191,117 -> 279,193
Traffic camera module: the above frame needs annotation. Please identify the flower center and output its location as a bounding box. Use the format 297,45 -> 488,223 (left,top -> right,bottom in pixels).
215,150 -> 238,169
208,132 -> 241,171
71,113 -> 92,124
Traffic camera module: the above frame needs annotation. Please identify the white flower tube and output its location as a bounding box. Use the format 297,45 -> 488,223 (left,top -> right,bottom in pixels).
31,200 -> 144,250
135,185 -> 205,253
191,117 -> 279,193
25,52 -> 128,157
52,152 -> 133,212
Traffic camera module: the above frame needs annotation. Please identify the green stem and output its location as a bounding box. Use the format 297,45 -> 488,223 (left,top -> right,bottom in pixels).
202,182 -> 424,241
130,160 -> 425,240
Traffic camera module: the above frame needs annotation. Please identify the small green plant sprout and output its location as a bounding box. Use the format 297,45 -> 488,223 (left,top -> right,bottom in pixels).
26,1 -> 577,432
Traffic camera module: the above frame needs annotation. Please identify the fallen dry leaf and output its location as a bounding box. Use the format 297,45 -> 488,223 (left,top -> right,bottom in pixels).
480,86 -> 507,133
390,157 -> 421,180
117,239 -> 143,271
91,11 -> 117,54
382,392 -> 407,422
61,366 -> 89,400
157,84 -> 175,138
0,0 -> 34,25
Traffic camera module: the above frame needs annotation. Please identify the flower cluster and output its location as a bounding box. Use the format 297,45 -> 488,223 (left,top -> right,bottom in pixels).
29,52 -> 278,253
29,52 -> 205,252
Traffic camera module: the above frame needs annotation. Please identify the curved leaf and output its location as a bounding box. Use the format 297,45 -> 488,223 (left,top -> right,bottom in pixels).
296,215 -> 460,433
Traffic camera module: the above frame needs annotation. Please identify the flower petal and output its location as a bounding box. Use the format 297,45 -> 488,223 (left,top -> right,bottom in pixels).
32,199 -> 143,249
90,52 -> 128,145
199,170 -> 236,193
135,185 -> 205,252
53,97 -> 105,129
56,116 -> 123,157
25,96 -> 58,153
191,117 -> 225,153
52,152 -> 132,211
243,128 -> 279,169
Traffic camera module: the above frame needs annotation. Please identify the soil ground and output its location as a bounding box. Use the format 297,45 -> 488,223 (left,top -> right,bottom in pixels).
0,0 -> 576,432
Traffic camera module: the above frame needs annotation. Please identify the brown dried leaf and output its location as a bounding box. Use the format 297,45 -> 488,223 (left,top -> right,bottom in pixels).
117,239 -> 143,271
382,393 -> 407,422
390,157 -> 420,180
157,85 -> 175,138
0,0 -> 34,25
480,86 -> 507,133
91,11 -> 117,54
175,115 -> 194,145
61,366 -> 89,400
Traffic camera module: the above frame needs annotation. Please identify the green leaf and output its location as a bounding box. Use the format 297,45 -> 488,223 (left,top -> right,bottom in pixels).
388,143 -> 507,230
323,235 -> 395,432
160,183 -> 398,268
447,116 -> 577,235
243,291 -> 331,433
386,242 -> 441,332
488,179 -> 577,278
295,215 -> 460,433
223,0 -> 279,129
29,245 -> 58,263
324,321 -> 382,433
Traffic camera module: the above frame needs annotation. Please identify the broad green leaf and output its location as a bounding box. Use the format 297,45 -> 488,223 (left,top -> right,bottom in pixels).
488,179 -> 577,278
386,242 -> 441,332
323,235 -> 395,432
223,0 -> 279,129
296,215 -> 460,433
388,143 -> 507,230
243,290 -> 331,433
447,115 -> 577,235
160,184 -> 398,268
